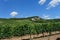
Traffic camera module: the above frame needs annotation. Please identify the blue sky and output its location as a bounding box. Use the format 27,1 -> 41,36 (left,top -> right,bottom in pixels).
0,0 -> 60,19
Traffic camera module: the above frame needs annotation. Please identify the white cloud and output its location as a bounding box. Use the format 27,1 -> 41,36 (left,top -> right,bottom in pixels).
42,14 -> 50,19
47,0 -> 60,9
38,0 -> 46,5
10,11 -> 18,17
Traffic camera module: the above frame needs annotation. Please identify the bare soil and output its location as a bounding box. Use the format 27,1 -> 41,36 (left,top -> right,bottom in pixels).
1,31 -> 60,40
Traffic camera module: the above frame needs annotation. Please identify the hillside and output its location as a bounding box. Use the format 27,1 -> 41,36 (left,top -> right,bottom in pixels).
0,16 -> 60,40
0,16 -> 60,23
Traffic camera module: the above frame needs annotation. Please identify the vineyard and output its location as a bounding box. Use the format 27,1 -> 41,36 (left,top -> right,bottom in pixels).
0,16 -> 60,40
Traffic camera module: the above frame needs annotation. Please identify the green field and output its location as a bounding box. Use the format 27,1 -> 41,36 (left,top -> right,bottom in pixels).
0,16 -> 60,39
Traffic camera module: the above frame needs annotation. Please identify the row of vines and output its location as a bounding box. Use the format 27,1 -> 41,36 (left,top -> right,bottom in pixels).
0,22 -> 60,39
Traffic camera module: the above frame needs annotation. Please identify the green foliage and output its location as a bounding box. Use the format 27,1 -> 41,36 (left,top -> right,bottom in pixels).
0,19 -> 60,39
0,24 -> 13,38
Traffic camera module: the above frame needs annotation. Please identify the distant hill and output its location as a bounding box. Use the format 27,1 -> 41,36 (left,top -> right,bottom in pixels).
46,19 -> 60,22
0,16 -> 60,23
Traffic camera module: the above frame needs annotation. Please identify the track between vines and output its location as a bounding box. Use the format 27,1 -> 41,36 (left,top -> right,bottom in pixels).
1,31 -> 60,40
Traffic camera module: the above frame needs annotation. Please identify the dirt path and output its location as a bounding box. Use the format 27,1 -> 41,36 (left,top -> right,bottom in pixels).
33,34 -> 60,40
1,31 -> 60,40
